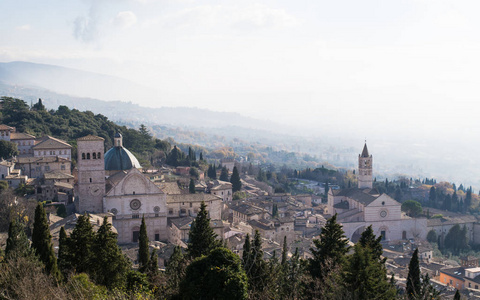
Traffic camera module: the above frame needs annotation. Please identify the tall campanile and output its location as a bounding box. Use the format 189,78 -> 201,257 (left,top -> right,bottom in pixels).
76,135 -> 106,213
358,142 -> 373,189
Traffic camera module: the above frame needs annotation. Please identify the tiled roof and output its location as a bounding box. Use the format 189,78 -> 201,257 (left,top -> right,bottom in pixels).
156,181 -> 183,195
10,132 -> 35,140
16,156 -> 71,164
77,135 -> 104,141
0,124 -> 14,131
43,170 -> 74,180
230,203 -> 263,216
166,193 -> 222,203
333,188 -> 378,205
33,136 -> 71,150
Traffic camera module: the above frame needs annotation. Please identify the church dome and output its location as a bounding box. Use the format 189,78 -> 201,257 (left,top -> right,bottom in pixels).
104,135 -> 141,171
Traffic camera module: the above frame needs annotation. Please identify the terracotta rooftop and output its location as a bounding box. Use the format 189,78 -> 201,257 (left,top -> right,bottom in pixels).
0,124 -> 14,131
33,136 -> 71,150
10,132 -> 35,140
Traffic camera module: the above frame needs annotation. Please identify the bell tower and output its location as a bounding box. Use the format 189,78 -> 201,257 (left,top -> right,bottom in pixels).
358,142 -> 373,189
76,135 -> 106,213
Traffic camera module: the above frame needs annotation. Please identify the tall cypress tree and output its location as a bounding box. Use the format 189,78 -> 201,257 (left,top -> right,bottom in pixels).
69,214 -> 95,274
189,178 -> 196,194
407,249 -> 421,300
230,166 -> 242,192
220,166 -> 229,181
57,226 -> 73,279
93,216 -> 129,288
281,236 -> 288,266
31,203 -> 61,280
247,230 -> 268,294
187,201 -> 221,259
138,215 -> 149,271
242,233 -> 251,269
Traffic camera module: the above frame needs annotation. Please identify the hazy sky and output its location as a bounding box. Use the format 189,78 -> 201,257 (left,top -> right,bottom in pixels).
2,0 -> 480,141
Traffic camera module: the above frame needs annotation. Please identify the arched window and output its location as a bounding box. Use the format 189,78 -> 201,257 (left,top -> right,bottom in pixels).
87,153 -> 90,159
98,152 -> 101,159
82,153 -> 86,160
93,152 -> 96,159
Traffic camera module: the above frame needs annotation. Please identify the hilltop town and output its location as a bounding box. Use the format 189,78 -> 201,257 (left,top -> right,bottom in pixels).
2,97 -> 480,299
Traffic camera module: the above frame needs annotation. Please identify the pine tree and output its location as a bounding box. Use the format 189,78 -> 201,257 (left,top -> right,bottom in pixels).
5,219 -> 32,260
189,178 -> 196,194
230,166 -> 242,192
407,249 -> 421,300
93,216 -> 129,289
187,201 -> 221,259
69,214 -> 95,274
343,227 -> 396,299
220,166 -> 229,181
309,214 -> 350,280
31,203 -> 61,280
145,249 -> 160,285
138,215 -> 149,271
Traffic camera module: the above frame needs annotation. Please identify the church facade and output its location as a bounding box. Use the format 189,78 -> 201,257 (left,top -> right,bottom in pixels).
75,134 -> 168,244
327,143 -> 427,242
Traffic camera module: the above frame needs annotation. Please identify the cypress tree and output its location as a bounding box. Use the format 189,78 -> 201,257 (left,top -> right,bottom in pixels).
247,230 -> 268,294
220,166 -> 229,181
407,249 -> 421,300
138,215 -> 149,271
93,216 -> 129,288
189,178 -> 196,194
242,233 -> 251,269
230,166 -> 242,192
69,214 -> 95,274
5,219 -> 32,260
187,201 -> 221,259
199,152 -> 203,161
31,203 -> 61,280
454,289 -> 461,300
58,226 -> 73,279
281,236 -> 288,266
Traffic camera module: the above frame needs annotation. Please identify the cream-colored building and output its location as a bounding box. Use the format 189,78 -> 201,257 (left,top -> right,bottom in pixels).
33,136 -> 72,160
210,180 -> 233,202
327,143 -> 427,242
11,132 -> 36,156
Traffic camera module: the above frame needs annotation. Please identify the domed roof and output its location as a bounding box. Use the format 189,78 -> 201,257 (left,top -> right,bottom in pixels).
104,146 -> 141,171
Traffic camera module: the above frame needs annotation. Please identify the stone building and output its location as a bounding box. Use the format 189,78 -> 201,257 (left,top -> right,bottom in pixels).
327,143 -> 427,242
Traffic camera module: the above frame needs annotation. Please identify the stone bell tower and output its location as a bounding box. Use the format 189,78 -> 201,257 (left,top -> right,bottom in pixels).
76,135 -> 106,213
358,142 -> 373,189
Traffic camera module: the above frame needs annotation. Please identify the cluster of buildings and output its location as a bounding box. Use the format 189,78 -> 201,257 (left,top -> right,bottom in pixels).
6,123 -> 480,293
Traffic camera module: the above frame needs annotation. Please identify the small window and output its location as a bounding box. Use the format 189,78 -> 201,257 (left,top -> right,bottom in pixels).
87,153 -> 90,159
155,234 -> 160,241
132,214 -> 140,219
93,152 -> 96,159
89,178 -> 92,183
98,152 -> 101,159
190,203 -> 192,207
169,209 -> 173,215
82,153 -> 85,160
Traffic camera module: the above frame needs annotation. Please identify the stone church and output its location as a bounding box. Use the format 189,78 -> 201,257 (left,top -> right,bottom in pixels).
327,143 -> 427,242
75,134 -> 168,244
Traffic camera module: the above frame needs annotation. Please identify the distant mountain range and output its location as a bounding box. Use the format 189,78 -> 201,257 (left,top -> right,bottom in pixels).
0,61 -> 278,130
